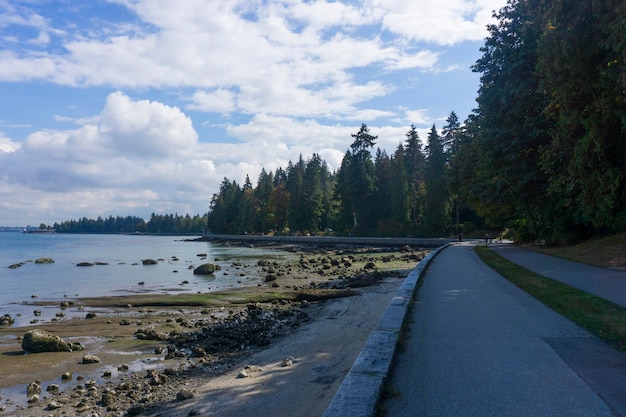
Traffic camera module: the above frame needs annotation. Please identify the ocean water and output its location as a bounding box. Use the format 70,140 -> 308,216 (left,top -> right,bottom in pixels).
0,232 -> 291,327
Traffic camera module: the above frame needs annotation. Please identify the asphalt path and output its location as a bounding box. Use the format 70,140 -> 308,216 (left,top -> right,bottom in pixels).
382,244 -> 625,417
490,244 -> 626,308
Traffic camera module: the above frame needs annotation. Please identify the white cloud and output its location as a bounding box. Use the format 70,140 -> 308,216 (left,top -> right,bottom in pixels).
187,89 -> 237,113
98,91 -> 198,157
0,134 -> 19,153
404,109 -> 431,125
369,0 -> 502,45
386,50 -> 441,71
3,92 -> 208,194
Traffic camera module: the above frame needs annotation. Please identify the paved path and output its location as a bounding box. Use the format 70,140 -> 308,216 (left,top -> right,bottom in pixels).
382,244 -> 626,417
489,243 -> 626,308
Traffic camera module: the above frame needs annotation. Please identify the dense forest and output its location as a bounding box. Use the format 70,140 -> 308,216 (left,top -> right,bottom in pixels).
52,213 -> 208,234
452,0 -> 626,244
206,122 -> 475,237
52,0 -> 625,244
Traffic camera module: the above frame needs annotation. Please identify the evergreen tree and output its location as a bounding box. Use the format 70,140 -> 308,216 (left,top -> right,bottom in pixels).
286,156 -> 306,233
319,160 -> 337,232
404,125 -> 426,233
208,178 -> 241,233
536,0 -> 626,238
374,148 -> 396,234
390,143 -> 410,227
441,111 -> 461,165
442,111 -> 462,227
334,151 -> 356,232
268,183 -> 290,234
302,154 -> 325,232
336,124 -> 378,234
423,125 -> 449,236
470,0 -> 551,237
255,168 -> 275,233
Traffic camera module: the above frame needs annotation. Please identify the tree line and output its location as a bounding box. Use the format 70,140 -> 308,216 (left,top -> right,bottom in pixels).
207,121 -> 479,237
52,213 -> 208,234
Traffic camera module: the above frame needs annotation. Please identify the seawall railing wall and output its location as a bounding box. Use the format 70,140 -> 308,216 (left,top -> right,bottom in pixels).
200,234 -> 455,248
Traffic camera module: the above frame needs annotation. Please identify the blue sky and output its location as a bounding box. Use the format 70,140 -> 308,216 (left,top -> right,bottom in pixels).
0,0 -> 506,226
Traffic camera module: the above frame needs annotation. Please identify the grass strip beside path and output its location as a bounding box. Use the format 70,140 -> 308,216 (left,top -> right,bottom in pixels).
475,245 -> 626,353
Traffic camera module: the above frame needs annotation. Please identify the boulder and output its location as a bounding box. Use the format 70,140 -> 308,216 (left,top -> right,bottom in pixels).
82,354 -> 101,364
34,257 -> 54,264
193,263 -> 221,275
22,329 -> 72,353
142,259 -> 158,265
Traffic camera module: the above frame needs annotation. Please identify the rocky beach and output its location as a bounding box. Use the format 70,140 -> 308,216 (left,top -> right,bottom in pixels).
0,242 -> 428,417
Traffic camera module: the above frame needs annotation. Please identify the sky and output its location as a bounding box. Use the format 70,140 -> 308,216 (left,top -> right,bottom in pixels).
0,0 -> 506,226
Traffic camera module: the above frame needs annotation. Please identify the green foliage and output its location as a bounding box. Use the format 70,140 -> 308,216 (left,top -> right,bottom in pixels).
537,0 -> 626,233
453,0 -> 626,243
208,178 -> 242,234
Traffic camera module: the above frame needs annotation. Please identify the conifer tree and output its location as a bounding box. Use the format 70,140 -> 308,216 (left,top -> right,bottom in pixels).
423,125 -> 449,236
404,125 -> 426,233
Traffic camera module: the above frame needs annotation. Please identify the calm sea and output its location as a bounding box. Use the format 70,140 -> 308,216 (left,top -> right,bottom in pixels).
0,232 -> 290,327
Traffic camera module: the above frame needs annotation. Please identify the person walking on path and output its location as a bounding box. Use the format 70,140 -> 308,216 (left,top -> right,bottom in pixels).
381,244 -> 626,417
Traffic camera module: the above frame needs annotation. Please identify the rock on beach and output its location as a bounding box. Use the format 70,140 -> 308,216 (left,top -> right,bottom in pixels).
193,263 -> 221,275
21,329 -> 72,353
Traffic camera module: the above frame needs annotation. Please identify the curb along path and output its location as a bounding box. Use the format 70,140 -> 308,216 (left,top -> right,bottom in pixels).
322,243 -> 451,417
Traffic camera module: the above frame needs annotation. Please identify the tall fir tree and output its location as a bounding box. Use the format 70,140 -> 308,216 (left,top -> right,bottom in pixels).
404,125 -> 426,233
423,125 -> 449,236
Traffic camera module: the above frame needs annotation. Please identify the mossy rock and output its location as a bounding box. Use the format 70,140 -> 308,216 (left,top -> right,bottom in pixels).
34,258 -> 55,264
22,329 -> 71,353
193,263 -> 222,275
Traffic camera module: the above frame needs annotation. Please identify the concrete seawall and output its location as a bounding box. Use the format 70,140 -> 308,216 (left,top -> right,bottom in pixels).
322,243 -> 452,417
201,234 -> 455,248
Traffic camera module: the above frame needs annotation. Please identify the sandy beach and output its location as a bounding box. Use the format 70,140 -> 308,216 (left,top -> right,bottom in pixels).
0,244 -> 425,416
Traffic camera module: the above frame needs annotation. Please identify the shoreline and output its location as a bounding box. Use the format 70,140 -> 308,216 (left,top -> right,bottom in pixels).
0,244 -> 428,416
